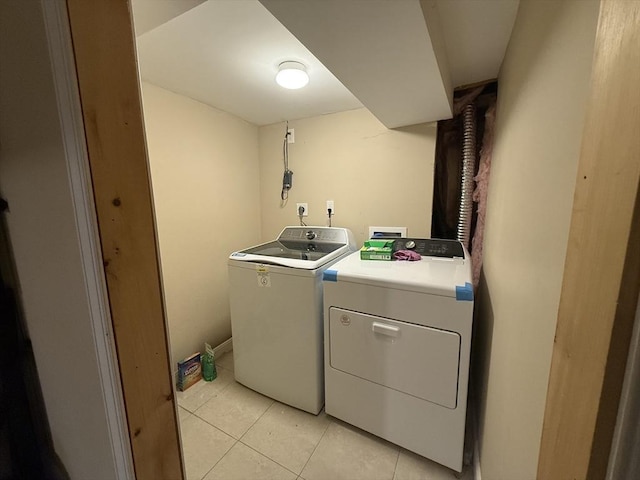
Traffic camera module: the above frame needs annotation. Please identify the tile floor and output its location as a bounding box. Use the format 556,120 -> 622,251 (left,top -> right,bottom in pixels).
176,351 -> 473,480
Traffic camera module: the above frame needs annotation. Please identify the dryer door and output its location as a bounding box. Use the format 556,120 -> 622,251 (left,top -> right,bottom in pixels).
328,307 -> 461,409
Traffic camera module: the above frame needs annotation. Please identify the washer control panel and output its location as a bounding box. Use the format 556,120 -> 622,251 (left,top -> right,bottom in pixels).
279,226 -> 347,244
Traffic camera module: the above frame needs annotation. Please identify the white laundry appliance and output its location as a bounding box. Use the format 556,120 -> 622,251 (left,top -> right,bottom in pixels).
228,226 -> 356,415
322,238 -> 473,472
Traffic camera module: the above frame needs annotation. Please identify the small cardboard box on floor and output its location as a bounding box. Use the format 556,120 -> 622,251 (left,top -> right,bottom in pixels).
360,240 -> 395,261
177,352 -> 202,391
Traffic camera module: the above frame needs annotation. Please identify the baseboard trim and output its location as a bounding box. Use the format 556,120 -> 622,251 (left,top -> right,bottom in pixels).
472,402 -> 482,480
214,337 -> 233,358
473,434 -> 481,480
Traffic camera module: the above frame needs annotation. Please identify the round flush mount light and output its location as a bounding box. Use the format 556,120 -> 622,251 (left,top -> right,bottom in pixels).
276,61 -> 309,89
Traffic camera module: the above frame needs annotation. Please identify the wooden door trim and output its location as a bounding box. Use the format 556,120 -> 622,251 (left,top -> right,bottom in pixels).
538,0 -> 640,478
41,1 -> 134,477
65,1 -> 183,478
61,0 -> 640,478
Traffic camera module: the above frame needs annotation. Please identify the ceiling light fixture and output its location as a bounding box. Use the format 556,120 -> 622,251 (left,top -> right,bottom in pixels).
276,61 -> 309,89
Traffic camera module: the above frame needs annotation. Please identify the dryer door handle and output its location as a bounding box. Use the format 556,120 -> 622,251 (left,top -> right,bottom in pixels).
372,322 -> 399,337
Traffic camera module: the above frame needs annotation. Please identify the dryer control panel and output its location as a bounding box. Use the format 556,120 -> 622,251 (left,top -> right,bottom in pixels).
394,238 -> 465,259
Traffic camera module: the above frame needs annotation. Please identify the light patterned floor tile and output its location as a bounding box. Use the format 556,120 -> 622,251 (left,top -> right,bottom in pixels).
180,414 -> 236,480
180,347 -> 473,480
177,367 -> 234,413
241,402 -> 331,474
300,421 -> 399,480
195,381 -> 274,439
215,350 -> 234,371
202,442 -> 296,480
178,406 -> 193,423
393,449 -> 471,480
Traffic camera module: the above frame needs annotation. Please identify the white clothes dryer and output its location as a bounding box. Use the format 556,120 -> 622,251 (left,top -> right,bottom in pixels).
228,226 -> 356,415
322,238 -> 473,472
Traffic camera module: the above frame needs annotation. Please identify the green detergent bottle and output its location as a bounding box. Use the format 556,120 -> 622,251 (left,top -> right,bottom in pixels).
202,342 -> 217,381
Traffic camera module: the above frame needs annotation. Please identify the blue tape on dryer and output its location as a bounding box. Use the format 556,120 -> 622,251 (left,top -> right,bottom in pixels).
323,269 -> 338,282
455,282 -> 474,301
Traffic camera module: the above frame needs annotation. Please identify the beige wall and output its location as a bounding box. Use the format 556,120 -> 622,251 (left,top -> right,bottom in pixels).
258,109 -> 436,246
141,83 -> 261,365
0,1 -> 119,478
143,98 -> 434,368
475,1 -> 600,478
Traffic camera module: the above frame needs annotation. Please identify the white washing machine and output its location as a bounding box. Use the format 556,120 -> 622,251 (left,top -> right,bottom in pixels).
322,238 -> 473,472
228,226 -> 356,415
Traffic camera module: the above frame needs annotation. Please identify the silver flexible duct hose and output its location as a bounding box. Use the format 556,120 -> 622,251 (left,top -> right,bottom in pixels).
457,104 -> 476,248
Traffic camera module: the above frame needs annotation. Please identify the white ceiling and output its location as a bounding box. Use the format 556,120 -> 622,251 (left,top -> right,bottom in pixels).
134,0 -> 518,128
131,0 -> 205,35
258,0 -> 453,128
436,0 -> 521,88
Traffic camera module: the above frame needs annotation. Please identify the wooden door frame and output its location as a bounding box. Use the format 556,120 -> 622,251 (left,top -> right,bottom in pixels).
60,0 -> 638,478
64,0 -> 183,479
40,1 -> 135,478
538,0 -> 640,478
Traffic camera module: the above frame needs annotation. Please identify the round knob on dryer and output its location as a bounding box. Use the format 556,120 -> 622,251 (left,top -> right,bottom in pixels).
306,230 -> 316,240
405,240 -> 416,249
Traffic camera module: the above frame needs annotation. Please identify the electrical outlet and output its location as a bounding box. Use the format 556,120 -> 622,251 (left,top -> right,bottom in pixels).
326,200 -> 335,214
296,202 -> 308,217
287,128 -> 295,144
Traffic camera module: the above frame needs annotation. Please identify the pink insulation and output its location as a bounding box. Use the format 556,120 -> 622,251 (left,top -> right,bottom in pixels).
471,104 -> 496,287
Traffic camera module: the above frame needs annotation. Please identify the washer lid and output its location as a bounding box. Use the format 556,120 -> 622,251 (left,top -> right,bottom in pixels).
322,251 -> 473,299
229,226 -> 356,270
